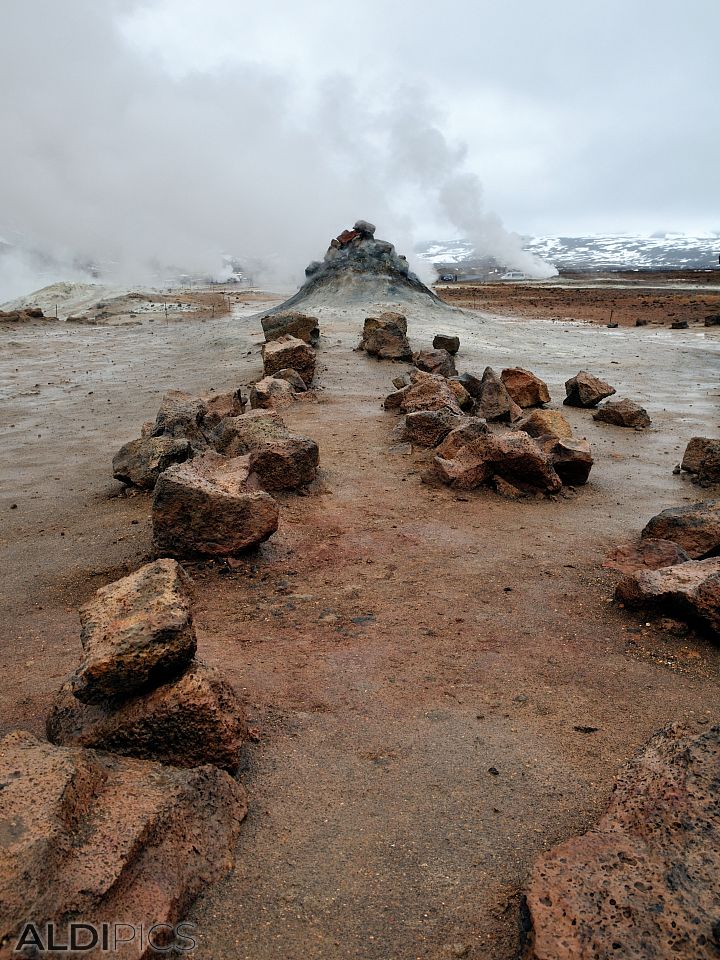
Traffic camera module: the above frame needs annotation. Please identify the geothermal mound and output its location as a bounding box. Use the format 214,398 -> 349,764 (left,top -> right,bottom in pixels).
264,220 -> 450,314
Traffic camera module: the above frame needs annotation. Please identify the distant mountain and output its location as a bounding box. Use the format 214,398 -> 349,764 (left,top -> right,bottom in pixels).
416,232 -> 720,273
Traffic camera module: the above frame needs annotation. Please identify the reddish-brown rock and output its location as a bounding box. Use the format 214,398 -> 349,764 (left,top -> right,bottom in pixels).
152,452 -> 279,557
358,312 -> 412,361
435,432 -> 562,493
603,538 -> 691,575
150,389 -> 209,449
384,372 -> 462,415
538,437 -> 594,486
412,348 -> 457,378
401,409 -> 462,447
214,412 -> 319,490
71,559 -> 196,704
563,370 -> 616,407
0,730 -> 246,960
474,367 -> 523,422
249,375 -> 299,410
112,435 -> 192,489
681,437 -> 720,485
518,409 -> 573,440
261,334 -> 316,385
434,418 -> 490,459
500,367 -> 550,408
432,333 -> 460,354
447,378 -> 474,411
261,310 -> 319,345
48,659 -> 248,772
593,398 -> 651,428
615,557 -> 720,636
525,723 -> 720,960
641,499 -> 720,559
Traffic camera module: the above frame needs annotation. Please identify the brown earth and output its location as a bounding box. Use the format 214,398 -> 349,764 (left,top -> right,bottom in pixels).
1,287 -> 719,959
437,271 -> 720,328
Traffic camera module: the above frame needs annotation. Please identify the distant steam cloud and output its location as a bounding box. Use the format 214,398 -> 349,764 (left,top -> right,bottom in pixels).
0,0 -> 555,301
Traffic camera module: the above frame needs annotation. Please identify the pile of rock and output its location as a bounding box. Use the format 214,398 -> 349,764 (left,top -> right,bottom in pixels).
524,722 -> 720,959
679,436 -> 720,486
383,370 -> 593,495
47,559 -> 248,770
249,316 -> 322,410
613,499 -> 720,638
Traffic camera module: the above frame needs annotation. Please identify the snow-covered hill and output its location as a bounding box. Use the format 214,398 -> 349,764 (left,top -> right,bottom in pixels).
417,232 -> 720,272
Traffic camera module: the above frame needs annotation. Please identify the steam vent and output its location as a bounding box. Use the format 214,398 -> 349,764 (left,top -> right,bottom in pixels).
264,220 -> 450,314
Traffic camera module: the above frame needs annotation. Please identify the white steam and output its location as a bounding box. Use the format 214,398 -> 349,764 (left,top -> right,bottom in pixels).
0,1 -> 555,301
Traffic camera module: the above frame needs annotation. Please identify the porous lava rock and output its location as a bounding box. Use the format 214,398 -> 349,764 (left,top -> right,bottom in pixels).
432,333 -> 460,354
564,370 -> 616,407
473,367 -> 523,423
603,539 -> 691,576
434,432 -> 562,494
536,437 -> 594,486
112,435 -> 191,489
214,411 -> 319,490
681,437 -> 720,485
261,310 -> 319,345
524,723 -> 720,959
359,312 -> 413,361
593,398 -> 651,429
518,409 -> 573,440
401,409 -> 462,447
262,334 -> 316,385
413,348 -> 457,378
384,372 -> 462,415
641,500 -> 720,559
434,418 -> 490,460
615,557 -> 720,636
500,367 -> 550,408
250,375 -> 300,410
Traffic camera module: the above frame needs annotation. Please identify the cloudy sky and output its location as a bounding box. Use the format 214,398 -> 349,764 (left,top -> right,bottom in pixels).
1,0 -> 718,292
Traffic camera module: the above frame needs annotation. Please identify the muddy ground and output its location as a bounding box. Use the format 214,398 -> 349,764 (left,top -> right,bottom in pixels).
1,290 -> 719,959
438,271 -> 720,328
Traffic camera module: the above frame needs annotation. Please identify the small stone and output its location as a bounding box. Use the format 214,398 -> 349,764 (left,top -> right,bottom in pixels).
432,333 -> 460,354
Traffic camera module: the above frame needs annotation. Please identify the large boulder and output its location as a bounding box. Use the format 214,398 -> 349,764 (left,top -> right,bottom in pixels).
434,432 -> 562,494
262,334 -> 316,385
593,398 -> 651,429
500,367 -> 550,408
358,312 -> 413,361
432,333 -> 460,354
213,409 -> 287,456
564,370 -> 616,407
0,730 -> 246,958
412,348 -> 457,378
641,500 -> 720,559
681,437 -> 720,485
250,375 -> 300,410
215,411 -> 319,490
518,409 -> 573,440
112,435 -> 191,489
401,409 -> 462,447
524,723 -> 720,960
151,389 -> 209,448
434,418 -> 490,459
473,367 -> 523,423
384,372 -> 462,415
48,659 -> 248,772
70,559 -> 196,704
152,452 -> 279,557
200,388 -> 246,431
261,310 -> 320,345
615,557 -> 720,636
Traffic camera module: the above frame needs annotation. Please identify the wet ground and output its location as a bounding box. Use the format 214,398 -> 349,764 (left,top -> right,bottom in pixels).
1,294 -> 719,959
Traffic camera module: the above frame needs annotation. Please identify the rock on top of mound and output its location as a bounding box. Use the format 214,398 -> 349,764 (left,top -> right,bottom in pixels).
261,220 -> 450,313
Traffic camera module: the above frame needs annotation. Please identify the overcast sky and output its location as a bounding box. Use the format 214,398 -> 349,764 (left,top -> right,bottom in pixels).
1,0 -> 718,292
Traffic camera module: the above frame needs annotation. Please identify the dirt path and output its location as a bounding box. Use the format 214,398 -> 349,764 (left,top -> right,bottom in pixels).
1,301 -> 719,959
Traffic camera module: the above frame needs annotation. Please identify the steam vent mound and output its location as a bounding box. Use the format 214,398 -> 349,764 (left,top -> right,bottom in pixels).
265,220 -> 450,313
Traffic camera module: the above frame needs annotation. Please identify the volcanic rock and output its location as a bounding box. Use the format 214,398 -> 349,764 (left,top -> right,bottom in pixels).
563,370 -> 616,407
200,388 -> 246,431
603,539 -> 691,575
248,436 -> 319,490
432,333 -> 460,354
250,375 -> 300,409
473,367 -> 523,422
261,310 -> 320,345
70,559 -> 196,704
213,409 -> 287,455
518,409 -> 573,440
413,348 -> 457,378
384,372 -> 462,415
671,319 -> 689,329
151,389 -> 209,449
273,368 -> 308,391
262,334 -> 316,385
435,418 -> 490,459
401,409 -> 461,447
359,312 -> 413,361
456,371 -> 484,399
0,730 -> 246,958
681,437 -> 720,485
525,723 -> 720,960
616,558 -> 720,636
152,452 -> 279,557
112,435 -> 191,489
48,659 -> 248,771
593,398 -> 651,428
537,437 -> 594,485
641,500 -> 720,559
500,367 -> 550,408
434,432 -> 562,494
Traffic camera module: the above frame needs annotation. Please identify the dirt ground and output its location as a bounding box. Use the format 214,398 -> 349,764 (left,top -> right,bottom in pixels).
1,289 -> 719,959
437,271 -> 720,328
